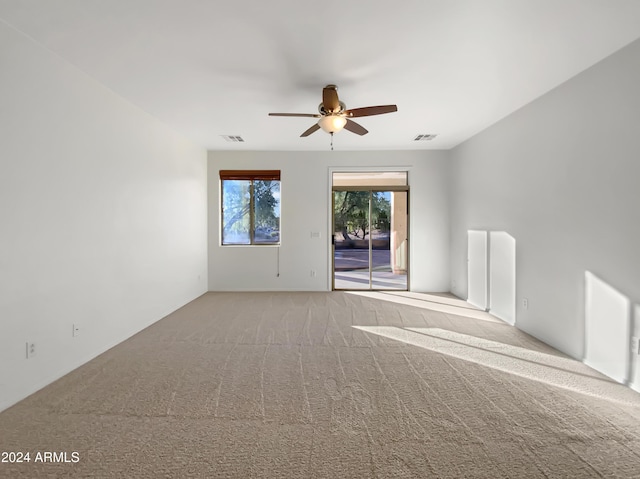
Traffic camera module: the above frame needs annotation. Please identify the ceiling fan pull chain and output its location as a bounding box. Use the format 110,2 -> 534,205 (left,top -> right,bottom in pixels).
330,132 -> 334,151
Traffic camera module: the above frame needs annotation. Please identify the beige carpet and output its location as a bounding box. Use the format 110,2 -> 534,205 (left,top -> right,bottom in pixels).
1,292 -> 640,478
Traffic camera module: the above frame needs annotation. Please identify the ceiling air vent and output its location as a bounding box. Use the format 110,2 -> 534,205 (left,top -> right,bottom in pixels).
221,135 -> 245,142
414,134 -> 437,141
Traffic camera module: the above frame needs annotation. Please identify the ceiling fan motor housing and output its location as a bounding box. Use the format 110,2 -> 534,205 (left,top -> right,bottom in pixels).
318,101 -> 346,116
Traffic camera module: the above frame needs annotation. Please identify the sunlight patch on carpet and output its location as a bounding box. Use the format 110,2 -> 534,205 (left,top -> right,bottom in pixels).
354,326 -> 640,407
346,291 -> 504,323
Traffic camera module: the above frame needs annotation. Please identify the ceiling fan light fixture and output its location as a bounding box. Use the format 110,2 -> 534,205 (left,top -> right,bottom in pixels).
318,115 -> 347,133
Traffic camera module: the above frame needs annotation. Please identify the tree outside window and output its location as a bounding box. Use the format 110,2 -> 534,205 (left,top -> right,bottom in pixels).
220,170 -> 280,245
333,190 -> 390,242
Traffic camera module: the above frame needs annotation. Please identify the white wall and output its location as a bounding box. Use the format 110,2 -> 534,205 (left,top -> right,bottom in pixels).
584,271 -> 630,383
467,230 -> 488,310
632,305 -> 640,391
208,150 -> 450,292
488,231 -> 516,326
0,22 -> 208,411
449,39 -> 640,369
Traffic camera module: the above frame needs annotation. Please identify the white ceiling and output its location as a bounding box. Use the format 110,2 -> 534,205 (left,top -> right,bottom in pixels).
2,0 -> 640,151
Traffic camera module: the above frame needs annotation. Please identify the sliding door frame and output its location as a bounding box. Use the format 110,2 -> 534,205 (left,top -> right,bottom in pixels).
327,167 -> 412,291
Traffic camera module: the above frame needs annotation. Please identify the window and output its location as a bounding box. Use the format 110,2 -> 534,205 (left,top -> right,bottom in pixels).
220,170 -> 280,245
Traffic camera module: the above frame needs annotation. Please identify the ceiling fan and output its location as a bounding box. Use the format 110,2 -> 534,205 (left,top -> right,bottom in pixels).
268,84 -> 397,138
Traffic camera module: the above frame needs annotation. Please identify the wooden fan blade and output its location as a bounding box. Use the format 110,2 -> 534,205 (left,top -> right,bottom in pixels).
322,85 -> 340,112
344,119 -> 368,136
300,123 -> 321,137
269,113 -> 321,118
345,105 -> 398,118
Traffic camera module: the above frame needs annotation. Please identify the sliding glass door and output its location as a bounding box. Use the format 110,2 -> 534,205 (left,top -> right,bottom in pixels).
333,189 -> 408,290
333,190 -> 371,290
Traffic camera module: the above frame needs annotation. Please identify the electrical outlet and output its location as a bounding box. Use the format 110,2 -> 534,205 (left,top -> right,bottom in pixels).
310,270 -> 316,278
523,298 -> 529,309
632,336 -> 640,355
26,342 -> 36,359
73,324 -> 80,337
